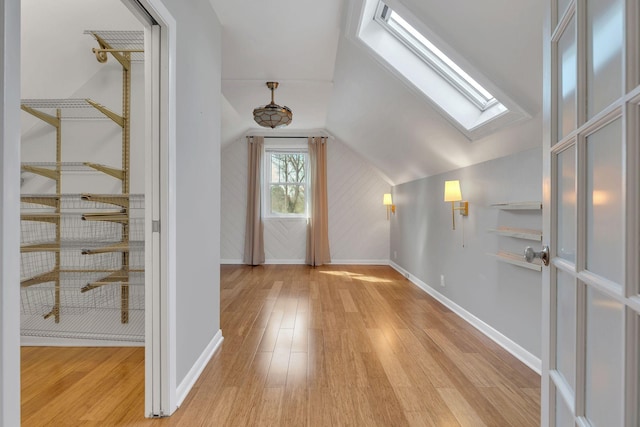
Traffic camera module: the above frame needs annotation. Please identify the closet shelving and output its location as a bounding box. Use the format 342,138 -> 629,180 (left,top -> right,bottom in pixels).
20,30 -> 144,342
488,201 -> 542,272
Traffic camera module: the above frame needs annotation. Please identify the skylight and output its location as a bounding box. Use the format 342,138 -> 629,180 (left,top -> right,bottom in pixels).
347,0 -> 529,139
375,2 -> 497,111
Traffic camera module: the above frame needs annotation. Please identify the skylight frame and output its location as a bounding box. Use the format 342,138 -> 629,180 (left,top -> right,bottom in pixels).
374,2 -> 498,111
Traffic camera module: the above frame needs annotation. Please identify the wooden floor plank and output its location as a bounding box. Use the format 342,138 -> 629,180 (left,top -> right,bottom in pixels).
21,264 -> 540,426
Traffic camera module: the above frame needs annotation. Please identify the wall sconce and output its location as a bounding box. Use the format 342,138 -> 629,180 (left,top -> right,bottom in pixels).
383,193 -> 396,220
444,180 -> 468,230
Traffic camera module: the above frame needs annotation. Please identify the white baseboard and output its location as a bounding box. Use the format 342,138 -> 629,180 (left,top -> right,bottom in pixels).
21,336 -> 143,347
389,261 -> 542,374
221,259 -> 390,266
330,259 -> 390,265
223,259 -> 308,265
176,329 -> 224,407
265,259 -> 306,265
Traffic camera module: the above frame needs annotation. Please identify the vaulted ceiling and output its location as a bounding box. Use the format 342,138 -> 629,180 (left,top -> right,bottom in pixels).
211,0 -> 544,185
22,0 -> 545,186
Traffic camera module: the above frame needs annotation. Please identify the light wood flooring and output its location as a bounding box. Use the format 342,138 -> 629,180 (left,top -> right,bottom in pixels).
21,264 -> 540,426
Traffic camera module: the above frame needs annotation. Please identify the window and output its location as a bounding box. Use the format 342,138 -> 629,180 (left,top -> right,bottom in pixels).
264,149 -> 308,218
375,2 -> 497,111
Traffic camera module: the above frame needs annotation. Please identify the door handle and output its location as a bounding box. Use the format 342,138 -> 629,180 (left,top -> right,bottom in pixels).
524,245 -> 550,266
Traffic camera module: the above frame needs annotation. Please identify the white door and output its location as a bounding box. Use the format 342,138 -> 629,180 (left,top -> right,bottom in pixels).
542,0 -> 640,425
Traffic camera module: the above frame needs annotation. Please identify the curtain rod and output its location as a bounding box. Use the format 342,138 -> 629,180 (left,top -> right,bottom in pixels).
248,136 -> 328,139
245,130 -> 334,140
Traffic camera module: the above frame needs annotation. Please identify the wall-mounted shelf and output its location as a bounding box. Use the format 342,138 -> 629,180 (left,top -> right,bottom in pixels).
489,201 -> 542,271
489,251 -> 542,271
490,201 -> 542,210
487,226 -> 542,241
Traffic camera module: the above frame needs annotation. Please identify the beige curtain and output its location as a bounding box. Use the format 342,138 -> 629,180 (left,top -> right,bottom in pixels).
243,136 -> 265,265
306,137 -> 331,266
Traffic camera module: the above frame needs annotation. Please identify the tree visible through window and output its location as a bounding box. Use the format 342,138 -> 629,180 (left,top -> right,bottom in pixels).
267,152 -> 307,216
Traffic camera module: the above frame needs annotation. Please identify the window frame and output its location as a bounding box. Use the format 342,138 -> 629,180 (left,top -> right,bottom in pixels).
374,1 -> 498,111
262,145 -> 309,219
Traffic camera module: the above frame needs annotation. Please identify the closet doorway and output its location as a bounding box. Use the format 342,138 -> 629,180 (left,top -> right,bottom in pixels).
19,0 -> 174,419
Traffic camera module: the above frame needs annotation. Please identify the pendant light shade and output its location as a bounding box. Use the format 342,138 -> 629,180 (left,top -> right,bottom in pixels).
253,82 -> 293,129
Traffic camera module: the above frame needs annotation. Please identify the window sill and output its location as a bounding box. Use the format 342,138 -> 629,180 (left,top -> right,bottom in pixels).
264,216 -> 308,222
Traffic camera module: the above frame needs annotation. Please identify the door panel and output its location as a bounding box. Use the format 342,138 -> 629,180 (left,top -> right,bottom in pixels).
586,0 -> 623,118
555,389 -> 574,426
557,15 -> 577,143
556,270 -> 577,391
585,287 -> 624,426
556,145 -> 577,262
585,118 -> 624,284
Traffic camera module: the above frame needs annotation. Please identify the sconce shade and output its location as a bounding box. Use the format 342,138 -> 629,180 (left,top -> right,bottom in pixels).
444,180 -> 462,202
383,193 -> 393,206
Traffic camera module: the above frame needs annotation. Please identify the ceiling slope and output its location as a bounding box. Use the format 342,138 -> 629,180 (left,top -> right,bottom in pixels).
211,0 -> 544,185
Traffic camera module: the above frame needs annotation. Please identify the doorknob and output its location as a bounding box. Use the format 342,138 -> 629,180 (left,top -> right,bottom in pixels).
524,245 -> 550,266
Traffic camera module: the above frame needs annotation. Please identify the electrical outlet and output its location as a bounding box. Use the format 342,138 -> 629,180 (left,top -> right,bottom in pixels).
440,274 -> 445,287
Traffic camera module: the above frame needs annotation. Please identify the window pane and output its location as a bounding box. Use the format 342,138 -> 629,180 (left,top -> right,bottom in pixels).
586,119 -> 623,284
557,145 -> 576,262
270,184 -> 287,214
557,15 -> 576,142
556,270 -> 576,391
586,0 -> 623,118
269,184 -> 306,215
555,386 -> 574,427
557,0 -> 572,25
585,287 -> 624,427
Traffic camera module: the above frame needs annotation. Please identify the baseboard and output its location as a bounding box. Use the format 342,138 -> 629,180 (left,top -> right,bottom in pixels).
222,259 -> 390,266
176,329 -> 224,407
264,259 -> 306,265
389,261 -> 542,374
330,259 -> 390,265
21,336 -> 143,347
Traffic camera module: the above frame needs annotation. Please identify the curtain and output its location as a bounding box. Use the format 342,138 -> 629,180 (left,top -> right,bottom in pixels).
306,136 -> 331,266
243,136 -> 265,265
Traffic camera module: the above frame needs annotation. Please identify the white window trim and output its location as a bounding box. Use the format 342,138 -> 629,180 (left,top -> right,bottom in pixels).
345,0 -> 531,140
374,2 -> 498,112
263,142 -> 309,220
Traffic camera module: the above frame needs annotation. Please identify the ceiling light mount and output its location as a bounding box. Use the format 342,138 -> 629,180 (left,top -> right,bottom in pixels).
253,81 -> 293,129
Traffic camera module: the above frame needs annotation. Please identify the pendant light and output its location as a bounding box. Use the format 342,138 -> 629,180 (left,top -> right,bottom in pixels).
253,81 -> 293,128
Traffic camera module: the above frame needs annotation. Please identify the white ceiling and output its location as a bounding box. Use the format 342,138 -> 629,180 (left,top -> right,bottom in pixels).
21,0 -> 545,185
211,0 -> 544,185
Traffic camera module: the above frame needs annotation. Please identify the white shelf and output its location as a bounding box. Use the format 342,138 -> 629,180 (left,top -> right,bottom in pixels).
490,201 -> 542,210
488,251 -> 542,271
488,226 -> 542,241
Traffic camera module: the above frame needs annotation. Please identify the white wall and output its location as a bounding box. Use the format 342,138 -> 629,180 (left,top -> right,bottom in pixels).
160,0 -> 222,386
221,137 -> 391,264
391,147 -> 542,358
1,0 -> 21,424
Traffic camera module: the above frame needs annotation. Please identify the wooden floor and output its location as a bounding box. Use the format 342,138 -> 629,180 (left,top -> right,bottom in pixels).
21,265 -> 540,426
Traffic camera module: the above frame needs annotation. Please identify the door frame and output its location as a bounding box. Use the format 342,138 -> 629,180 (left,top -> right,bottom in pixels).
122,0 -> 178,417
0,0 -> 177,422
0,0 -> 23,425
